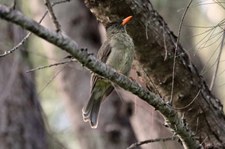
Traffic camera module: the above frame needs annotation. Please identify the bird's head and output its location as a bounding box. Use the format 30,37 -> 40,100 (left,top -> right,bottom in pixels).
106,16 -> 133,36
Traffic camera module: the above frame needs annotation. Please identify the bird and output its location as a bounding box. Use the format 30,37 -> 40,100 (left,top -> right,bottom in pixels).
82,16 -> 135,128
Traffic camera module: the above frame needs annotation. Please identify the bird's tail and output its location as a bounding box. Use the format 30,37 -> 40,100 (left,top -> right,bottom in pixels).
82,94 -> 102,128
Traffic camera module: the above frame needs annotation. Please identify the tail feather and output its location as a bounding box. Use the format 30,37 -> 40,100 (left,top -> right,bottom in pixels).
82,95 -> 101,128
83,79 -> 114,128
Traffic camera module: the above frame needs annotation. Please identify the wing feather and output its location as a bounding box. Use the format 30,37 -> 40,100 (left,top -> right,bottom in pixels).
91,40 -> 112,91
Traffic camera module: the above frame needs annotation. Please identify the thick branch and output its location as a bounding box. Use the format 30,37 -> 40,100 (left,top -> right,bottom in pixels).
0,5 -> 200,148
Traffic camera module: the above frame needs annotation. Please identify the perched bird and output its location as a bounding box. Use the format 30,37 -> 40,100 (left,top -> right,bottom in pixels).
82,16 -> 135,128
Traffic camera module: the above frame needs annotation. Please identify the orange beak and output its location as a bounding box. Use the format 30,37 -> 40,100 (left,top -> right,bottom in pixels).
121,16 -> 133,26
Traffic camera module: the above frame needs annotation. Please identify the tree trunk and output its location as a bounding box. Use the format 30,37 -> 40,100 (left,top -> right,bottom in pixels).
0,2 -> 48,149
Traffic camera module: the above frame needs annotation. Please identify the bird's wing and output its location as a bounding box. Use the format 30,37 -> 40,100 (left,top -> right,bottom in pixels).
97,40 -> 112,63
91,40 -> 112,91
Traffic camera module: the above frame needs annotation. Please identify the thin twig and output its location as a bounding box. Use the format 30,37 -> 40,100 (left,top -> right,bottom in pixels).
44,0 -> 61,32
163,22 -> 168,61
173,90 -> 200,110
52,0 -> 71,6
0,0 -> 69,58
170,0 -> 193,103
26,58 -> 76,73
0,12 -> 47,58
145,22 -> 148,40
11,0 -> 16,9
200,136 -> 208,146
0,32 -> 31,57
38,66 -> 66,95
127,137 -> 176,149
210,29 -> 225,90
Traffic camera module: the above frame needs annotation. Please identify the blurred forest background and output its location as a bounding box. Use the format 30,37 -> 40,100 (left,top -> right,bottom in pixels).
0,0 -> 225,149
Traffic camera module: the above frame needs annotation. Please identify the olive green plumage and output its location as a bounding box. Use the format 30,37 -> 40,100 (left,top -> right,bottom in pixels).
82,17 -> 134,128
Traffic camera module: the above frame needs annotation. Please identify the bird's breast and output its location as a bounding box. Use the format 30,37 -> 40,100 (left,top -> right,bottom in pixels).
107,33 -> 134,75
110,33 -> 134,49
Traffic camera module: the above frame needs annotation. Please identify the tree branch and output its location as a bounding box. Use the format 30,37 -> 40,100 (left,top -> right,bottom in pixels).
127,136 -> 177,149
0,0 -> 69,57
43,0 -> 61,32
0,5 -> 200,148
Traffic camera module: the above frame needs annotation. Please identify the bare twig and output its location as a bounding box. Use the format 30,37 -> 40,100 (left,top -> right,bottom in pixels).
0,7 -> 46,58
44,0 -> 61,32
38,66 -> 66,95
0,32 -> 31,57
0,0 -> 69,58
170,0 -> 193,103
200,136 -> 208,146
210,29 -> 225,90
163,22 -> 168,61
127,137 -> 176,149
173,90 -> 200,110
26,58 -> 76,73
11,0 -> 16,9
145,22 -> 148,40
52,0 -> 71,6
